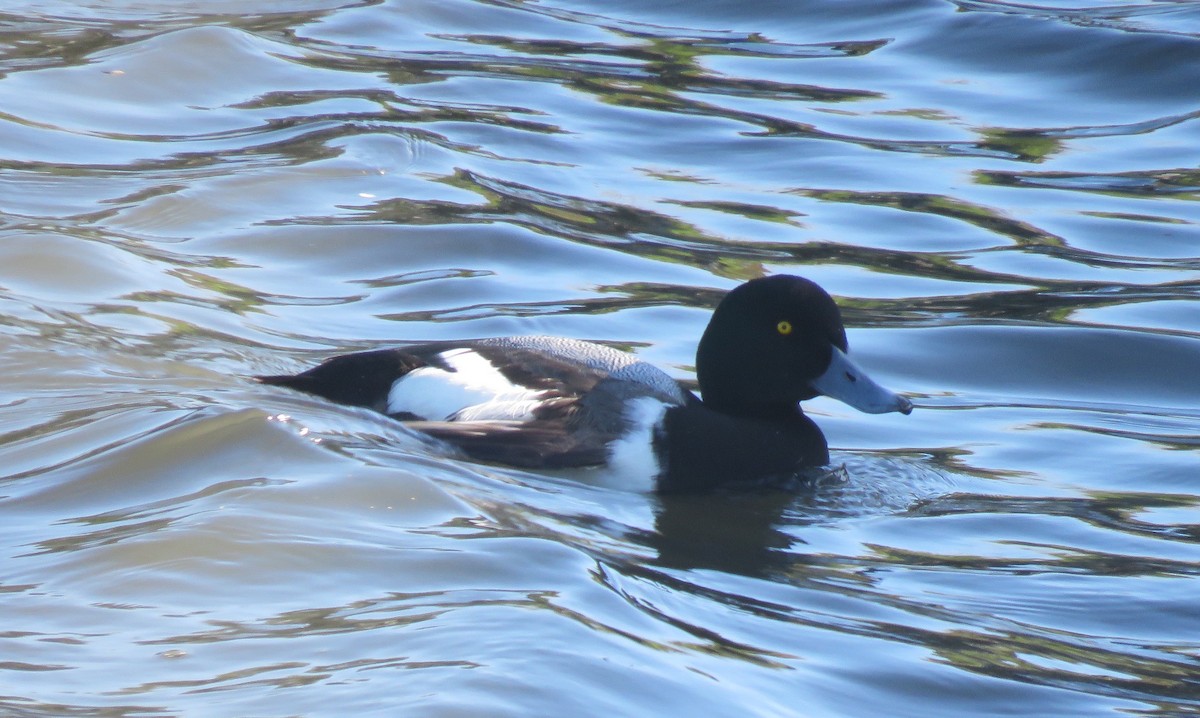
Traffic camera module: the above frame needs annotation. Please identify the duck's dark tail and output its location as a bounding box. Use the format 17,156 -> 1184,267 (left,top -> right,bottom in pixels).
256,349 -> 424,413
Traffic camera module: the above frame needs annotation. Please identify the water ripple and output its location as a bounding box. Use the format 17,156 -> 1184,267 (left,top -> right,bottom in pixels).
3,1 -> 1200,715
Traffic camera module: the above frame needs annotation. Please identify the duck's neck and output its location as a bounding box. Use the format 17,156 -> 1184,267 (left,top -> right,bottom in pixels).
657,397 -> 827,492
698,390 -> 805,422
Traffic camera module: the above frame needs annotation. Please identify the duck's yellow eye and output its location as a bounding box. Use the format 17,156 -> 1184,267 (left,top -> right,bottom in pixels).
776,320 -> 793,336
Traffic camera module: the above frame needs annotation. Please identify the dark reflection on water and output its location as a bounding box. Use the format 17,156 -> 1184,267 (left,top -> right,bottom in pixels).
3,0 -> 1200,715
650,491 -> 798,575
917,491 -> 1200,552
980,166 -> 1200,198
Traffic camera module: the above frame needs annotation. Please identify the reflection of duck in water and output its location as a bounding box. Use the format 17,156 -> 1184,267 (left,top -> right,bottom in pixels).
259,275 -> 912,492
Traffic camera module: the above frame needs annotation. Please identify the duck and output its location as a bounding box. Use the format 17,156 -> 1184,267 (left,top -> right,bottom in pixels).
257,274 -> 912,492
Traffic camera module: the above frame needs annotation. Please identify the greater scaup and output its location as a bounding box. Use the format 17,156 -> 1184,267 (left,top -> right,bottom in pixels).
257,275 -> 912,492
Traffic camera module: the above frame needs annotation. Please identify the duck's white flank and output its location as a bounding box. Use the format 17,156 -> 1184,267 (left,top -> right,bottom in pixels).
605,396 -> 667,492
386,348 -> 548,421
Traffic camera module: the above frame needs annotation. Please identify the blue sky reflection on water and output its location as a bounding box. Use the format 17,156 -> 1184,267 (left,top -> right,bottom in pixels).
0,0 -> 1199,715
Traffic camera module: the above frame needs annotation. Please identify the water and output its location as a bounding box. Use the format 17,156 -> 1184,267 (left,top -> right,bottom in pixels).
2,0 -> 1199,715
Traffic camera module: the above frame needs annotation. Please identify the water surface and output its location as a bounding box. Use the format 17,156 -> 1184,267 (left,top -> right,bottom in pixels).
2,1 -> 1199,715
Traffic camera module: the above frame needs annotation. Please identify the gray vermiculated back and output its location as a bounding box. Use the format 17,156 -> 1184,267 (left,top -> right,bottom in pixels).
478,336 -> 687,404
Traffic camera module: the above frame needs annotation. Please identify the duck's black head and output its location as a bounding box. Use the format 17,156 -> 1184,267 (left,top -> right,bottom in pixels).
695,275 -> 911,419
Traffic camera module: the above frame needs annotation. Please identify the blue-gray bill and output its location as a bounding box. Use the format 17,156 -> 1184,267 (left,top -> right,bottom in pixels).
809,346 -> 913,415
